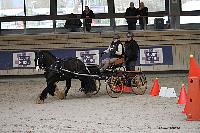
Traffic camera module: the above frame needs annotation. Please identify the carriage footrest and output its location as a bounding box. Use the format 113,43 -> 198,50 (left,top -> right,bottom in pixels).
123,86 -> 133,93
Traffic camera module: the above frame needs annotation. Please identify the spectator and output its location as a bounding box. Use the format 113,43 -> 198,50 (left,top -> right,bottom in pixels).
124,32 -> 139,71
100,34 -> 124,72
138,2 -> 148,30
81,6 -> 95,32
64,13 -> 82,32
125,2 -> 138,30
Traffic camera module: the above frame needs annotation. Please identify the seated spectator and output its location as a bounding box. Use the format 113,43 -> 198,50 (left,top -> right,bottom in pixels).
64,13 -> 82,32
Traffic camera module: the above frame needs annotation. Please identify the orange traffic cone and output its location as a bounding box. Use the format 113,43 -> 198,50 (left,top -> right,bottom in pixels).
182,105 -> 186,114
185,55 -> 200,121
177,84 -> 187,104
150,78 -> 160,96
189,54 -> 200,77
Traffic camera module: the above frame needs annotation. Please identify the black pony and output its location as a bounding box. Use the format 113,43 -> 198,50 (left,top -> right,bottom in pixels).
35,50 -> 99,103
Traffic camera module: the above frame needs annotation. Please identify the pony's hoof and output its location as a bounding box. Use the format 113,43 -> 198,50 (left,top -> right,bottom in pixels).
36,99 -> 44,104
54,90 -> 65,100
35,96 -> 44,104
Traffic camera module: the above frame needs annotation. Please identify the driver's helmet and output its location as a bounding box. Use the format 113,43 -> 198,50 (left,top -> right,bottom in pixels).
113,34 -> 120,39
126,32 -> 134,38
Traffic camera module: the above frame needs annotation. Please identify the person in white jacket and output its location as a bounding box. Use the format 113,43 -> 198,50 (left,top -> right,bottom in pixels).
100,34 -> 124,72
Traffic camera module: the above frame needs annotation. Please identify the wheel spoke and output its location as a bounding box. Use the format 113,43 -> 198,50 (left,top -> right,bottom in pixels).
131,74 -> 147,95
106,76 -> 124,98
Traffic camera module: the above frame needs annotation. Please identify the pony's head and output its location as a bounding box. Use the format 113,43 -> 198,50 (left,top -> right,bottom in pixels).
35,50 -> 46,70
35,50 -> 56,71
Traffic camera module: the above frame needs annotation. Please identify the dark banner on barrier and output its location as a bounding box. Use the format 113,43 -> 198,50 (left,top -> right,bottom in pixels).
0,51 -> 13,70
139,46 -> 173,66
0,46 -> 173,70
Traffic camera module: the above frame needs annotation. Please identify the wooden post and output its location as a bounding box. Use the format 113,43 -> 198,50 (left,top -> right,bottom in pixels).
23,0 -> 26,34
169,0 -> 180,29
107,0 -> 116,32
81,0 -> 86,33
50,0 -> 57,33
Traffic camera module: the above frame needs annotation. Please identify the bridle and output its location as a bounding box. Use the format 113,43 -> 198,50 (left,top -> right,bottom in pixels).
35,53 -> 47,71
35,52 -> 64,73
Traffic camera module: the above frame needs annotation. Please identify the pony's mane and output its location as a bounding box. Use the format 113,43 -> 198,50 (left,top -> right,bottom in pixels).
65,57 -> 78,61
40,50 -> 56,59
39,50 -> 82,63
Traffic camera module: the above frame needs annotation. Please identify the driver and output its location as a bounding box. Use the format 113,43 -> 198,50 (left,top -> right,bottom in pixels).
100,34 -> 124,72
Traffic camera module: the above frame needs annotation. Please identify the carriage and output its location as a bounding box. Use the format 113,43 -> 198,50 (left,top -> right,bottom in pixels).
35,50 -> 147,103
86,58 -> 147,98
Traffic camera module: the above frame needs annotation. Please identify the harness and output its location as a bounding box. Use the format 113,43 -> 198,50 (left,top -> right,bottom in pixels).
36,55 -> 101,80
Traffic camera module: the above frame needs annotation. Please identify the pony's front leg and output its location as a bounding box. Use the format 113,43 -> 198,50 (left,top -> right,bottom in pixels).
54,79 -> 71,100
36,83 -> 54,104
48,83 -> 57,96
54,85 -> 65,100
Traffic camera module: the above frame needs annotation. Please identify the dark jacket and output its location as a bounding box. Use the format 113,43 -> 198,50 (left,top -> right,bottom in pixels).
138,7 -> 148,24
124,39 -> 139,61
125,7 -> 138,23
64,14 -> 82,29
109,40 -> 124,58
81,10 -> 95,24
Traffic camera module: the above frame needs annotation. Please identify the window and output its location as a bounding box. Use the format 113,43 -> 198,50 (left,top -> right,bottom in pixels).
25,0 -> 51,28
26,20 -> 53,28
141,0 -> 165,12
1,21 -> 24,29
180,16 -> 200,24
114,0 -> 165,13
114,0 -> 138,26
25,0 -> 50,16
115,0 -> 166,26
181,0 -> 200,24
115,0 -> 138,13
0,0 -> 24,29
57,0 -> 82,15
181,0 -> 200,11
57,0 -> 108,27
0,0 -> 24,17
143,0 -> 166,25
57,0 -> 108,15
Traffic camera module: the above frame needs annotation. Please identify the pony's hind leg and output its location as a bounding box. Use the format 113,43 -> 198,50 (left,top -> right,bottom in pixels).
79,77 -> 97,94
64,79 -> 71,98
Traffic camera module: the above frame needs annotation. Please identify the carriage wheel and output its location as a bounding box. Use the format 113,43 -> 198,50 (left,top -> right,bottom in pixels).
106,76 -> 124,98
131,74 -> 147,95
86,80 -> 101,97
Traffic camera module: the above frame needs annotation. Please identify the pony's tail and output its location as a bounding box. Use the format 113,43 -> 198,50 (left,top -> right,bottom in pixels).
81,77 -> 96,94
